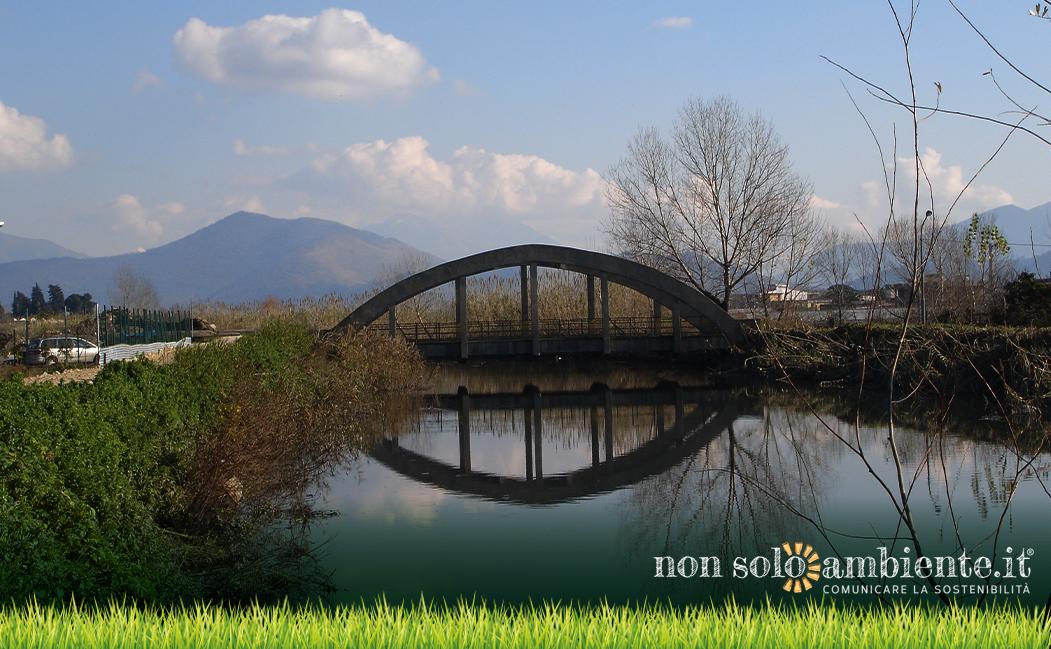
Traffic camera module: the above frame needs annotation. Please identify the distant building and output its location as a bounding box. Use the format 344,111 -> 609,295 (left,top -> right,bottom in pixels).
766,284 -> 809,302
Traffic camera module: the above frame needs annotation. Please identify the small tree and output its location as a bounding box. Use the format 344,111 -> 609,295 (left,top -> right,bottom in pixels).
824,284 -> 860,307
47,284 -> 65,313
998,272 -> 1051,326
964,212 -> 1010,318
65,293 -> 95,314
12,291 -> 30,317
29,284 -> 46,315
108,266 -> 161,310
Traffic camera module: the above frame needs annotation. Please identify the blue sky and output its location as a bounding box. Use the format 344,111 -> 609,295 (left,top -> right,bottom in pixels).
1,1 -> 1048,257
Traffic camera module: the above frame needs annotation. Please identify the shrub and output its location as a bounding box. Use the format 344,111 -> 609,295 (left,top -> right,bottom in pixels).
0,322 -> 424,604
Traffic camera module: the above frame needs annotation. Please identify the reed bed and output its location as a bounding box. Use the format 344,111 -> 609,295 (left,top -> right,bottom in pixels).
0,600 -> 1045,649
174,294 -> 362,332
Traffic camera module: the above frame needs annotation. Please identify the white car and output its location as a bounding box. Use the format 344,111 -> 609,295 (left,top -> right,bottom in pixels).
25,337 -> 100,366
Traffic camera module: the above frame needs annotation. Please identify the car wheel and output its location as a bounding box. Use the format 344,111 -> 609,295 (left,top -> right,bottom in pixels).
46,355 -> 58,367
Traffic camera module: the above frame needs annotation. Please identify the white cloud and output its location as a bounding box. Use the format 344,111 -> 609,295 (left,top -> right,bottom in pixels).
898,148 -> 1013,214
233,139 -> 291,157
0,100 -> 73,174
107,194 -> 186,243
809,194 -> 842,210
172,9 -> 440,100
451,79 -> 482,97
859,180 -> 883,211
132,69 -> 163,94
311,136 -> 604,213
818,150 -> 1015,234
276,136 -> 608,247
223,195 -> 265,213
654,17 -> 694,29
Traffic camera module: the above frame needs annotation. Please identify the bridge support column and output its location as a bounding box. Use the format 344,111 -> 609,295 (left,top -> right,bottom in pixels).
524,404 -> 534,482
674,385 -> 684,438
456,276 -> 468,360
532,388 -> 543,484
530,263 -> 539,356
458,387 -> 471,474
603,387 -> 614,462
520,265 -> 529,336
587,275 -> 597,335
388,305 -> 397,338
590,406 -> 600,467
601,274 -> 610,355
672,303 -> 682,354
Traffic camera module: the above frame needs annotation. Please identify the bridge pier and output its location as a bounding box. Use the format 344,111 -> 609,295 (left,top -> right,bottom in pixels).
456,276 -> 468,360
520,265 -> 529,337
458,387 -> 472,474
530,263 -> 540,356
590,405 -> 600,467
672,304 -> 682,354
587,275 -> 597,335
524,405 -> 534,482
528,387 -> 543,484
601,274 -> 610,355
603,387 -> 614,462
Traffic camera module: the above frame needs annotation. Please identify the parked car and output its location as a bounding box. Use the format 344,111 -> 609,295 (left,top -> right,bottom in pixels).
24,337 -> 100,366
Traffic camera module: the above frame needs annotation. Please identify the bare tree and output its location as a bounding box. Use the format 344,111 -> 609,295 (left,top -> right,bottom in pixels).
108,266 -> 161,309
604,96 -> 815,310
815,226 -> 864,322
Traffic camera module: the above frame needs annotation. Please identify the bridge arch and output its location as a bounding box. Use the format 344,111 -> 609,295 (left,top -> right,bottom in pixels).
333,244 -> 743,355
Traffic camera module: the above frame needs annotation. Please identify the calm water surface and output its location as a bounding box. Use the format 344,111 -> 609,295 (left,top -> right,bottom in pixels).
311,359 -> 1051,607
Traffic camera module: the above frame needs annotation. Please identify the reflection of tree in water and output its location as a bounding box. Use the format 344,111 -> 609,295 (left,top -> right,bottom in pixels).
617,401 -> 845,601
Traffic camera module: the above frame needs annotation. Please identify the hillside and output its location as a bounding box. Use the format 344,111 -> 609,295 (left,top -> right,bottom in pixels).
0,232 -> 86,264
0,212 -> 439,307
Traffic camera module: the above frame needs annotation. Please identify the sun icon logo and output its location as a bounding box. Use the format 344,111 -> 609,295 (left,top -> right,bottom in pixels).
781,542 -> 821,593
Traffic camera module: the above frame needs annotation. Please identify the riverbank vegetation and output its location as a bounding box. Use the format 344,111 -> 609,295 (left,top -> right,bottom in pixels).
0,323 -> 424,605
0,599 -> 1046,649
743,322 -> 1051,421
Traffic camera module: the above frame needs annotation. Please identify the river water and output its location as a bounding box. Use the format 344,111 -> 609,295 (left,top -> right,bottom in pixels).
310,358 -> 1050,608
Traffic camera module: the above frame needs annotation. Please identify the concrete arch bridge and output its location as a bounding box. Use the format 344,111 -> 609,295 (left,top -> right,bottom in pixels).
333,244 -> 744,360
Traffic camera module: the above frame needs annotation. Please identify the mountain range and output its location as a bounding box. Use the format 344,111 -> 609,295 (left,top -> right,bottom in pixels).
0,232 -> 86,264
3,201 -> 1050,311
0,212 -> 438,307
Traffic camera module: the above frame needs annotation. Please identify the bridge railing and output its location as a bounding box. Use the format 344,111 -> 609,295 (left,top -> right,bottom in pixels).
366,317 -> 715,343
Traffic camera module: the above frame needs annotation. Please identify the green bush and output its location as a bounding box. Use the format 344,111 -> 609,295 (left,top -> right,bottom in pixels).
997,272 -> 1051,326
0,322 -> 423,604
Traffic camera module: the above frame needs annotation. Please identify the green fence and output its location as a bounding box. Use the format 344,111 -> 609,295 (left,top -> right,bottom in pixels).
99,308 -> 191,347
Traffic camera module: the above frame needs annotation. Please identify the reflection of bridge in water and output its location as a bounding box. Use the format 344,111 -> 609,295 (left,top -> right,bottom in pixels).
371,383 -> 741,505
335,245 -> 744,360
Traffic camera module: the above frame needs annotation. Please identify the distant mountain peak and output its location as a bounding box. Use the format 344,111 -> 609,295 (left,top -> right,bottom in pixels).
0,211 -> 439,306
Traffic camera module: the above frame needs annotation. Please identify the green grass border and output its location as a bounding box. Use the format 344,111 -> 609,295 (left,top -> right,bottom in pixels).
0,599 -> 1047,649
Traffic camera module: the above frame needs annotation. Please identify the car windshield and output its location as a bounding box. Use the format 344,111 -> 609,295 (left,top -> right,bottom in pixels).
27,339 -> 41,350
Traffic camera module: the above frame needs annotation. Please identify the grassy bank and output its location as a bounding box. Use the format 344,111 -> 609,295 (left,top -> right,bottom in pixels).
0,323 -> 424,605
0,600 -> 1046,649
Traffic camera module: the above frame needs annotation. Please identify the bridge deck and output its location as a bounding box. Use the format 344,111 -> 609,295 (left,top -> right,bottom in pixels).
367,316 -> 729,358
